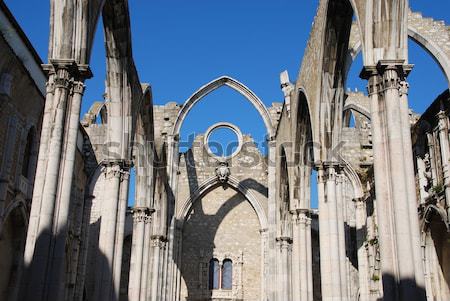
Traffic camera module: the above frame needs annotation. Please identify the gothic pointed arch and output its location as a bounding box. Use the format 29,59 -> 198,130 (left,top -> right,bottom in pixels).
292,88 -> 315,205
343,102 -> 371,120
278,146 -> 292,238
347,12 -> 450,85
171,76 -> 274,138
340,157 -> 364,200
177,176 -> 268,231
318,0 -> 354,161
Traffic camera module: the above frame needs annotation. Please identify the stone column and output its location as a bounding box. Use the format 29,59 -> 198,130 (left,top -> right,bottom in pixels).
23,74 -> 55,256
362,62 -> 425,300
364,67 -> 397,300
267,139 -> 278,300
306,216 -> 313,301
276,236 -> 292,301
165,221 -> 176,301
23,61 -> 91,301
46,79 -> 86,299
355,200 -> 370,301
140,215 -> 153,301
317,162 -> 347,301
292,209 -> 311,300
436,110 -> 450,218
160,239 -> 169,299
399,80 -> 426,292
317,165 -> 332,299
93,161 -> 129,301
73,194 -> 95,301
325,163 -> 343,301
149,235 -> 166,301
24,67 -> 71,299
336,170 -> 348,300
298,210 -> 309,301
113,170 -> 130,298
260,228 -> 269,300
174,225 -> 183,301
291,213 -> 301,301
128,207 -> 153,301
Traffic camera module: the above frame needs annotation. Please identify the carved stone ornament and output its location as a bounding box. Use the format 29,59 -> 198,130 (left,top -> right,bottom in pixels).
215,161 -> 230,183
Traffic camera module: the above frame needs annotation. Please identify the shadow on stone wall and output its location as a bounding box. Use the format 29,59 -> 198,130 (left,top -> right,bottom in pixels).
177,177 -> 266,300
377,274 -> 426,301
19,224 -> 121,301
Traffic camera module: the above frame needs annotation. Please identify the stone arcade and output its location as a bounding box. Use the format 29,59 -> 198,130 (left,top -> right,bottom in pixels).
0,0 -> 449,300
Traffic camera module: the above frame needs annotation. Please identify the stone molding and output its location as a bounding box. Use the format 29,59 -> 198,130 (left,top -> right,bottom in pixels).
204,122 -> 243,161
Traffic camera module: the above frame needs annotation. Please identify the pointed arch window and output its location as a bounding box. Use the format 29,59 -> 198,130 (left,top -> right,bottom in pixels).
209,258 -> 220,290
22,129 -> 34,178
221,259 -> 233,290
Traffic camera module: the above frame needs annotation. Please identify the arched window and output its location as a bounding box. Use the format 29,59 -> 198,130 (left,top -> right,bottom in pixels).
221,259 -> 233,290
22,129 -> 34,178
209,258 -> 220,290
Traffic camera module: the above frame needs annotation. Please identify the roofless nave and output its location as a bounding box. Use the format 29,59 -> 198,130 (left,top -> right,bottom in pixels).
0,0 -> 449,301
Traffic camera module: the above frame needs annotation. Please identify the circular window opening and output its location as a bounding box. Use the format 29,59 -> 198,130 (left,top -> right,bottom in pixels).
204,122 -> 243,160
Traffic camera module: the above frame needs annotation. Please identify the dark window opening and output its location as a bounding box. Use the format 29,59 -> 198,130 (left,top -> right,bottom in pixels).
209,258 -> 220,290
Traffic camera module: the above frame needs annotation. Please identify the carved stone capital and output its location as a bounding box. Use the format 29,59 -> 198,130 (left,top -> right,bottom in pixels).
323,161 -> 340,181
296,214 -> 308,225
44,59 -> 92,79
376,60 -> 412,79
132,207 -> 154,224
355,199 -> 366,210
361,62 -> 413,96
102,160 -> 131,180
72,81 -> 85,95
398,81 -> 409,97
46,79 -> 55,94
276,236 -> 293,245
105,164 -> 122,179
292,208 -> 309,225
53,69 -> 72,90
150,235 -> 166,248
437,111 -> 448,132
305,217 -> 312,226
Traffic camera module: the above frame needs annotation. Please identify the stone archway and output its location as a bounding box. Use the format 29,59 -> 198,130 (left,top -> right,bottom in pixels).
177,176 -> 268,230
172,76 -> 274,138
0,198 -> 28,301
176,176 -> 268,301
347,12 -> 450,85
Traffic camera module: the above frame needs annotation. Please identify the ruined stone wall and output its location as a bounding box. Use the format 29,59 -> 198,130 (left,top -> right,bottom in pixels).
176,129 -> 268,300
176,134 -> 268,216
180,187 -> 262,301
0,29 -> 44,301
0,32 -> 44,208
153,102 -> 180,147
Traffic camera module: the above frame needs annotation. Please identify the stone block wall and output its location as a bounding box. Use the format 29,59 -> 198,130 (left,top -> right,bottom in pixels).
0,28 -> 44,301
180,187 -> 262,301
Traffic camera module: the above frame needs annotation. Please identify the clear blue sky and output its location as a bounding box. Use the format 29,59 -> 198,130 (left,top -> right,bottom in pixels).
6,0 -> 450,208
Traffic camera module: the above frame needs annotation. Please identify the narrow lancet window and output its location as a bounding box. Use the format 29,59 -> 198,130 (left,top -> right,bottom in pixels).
209,258 -> 220,290
221,259 -> 233,290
